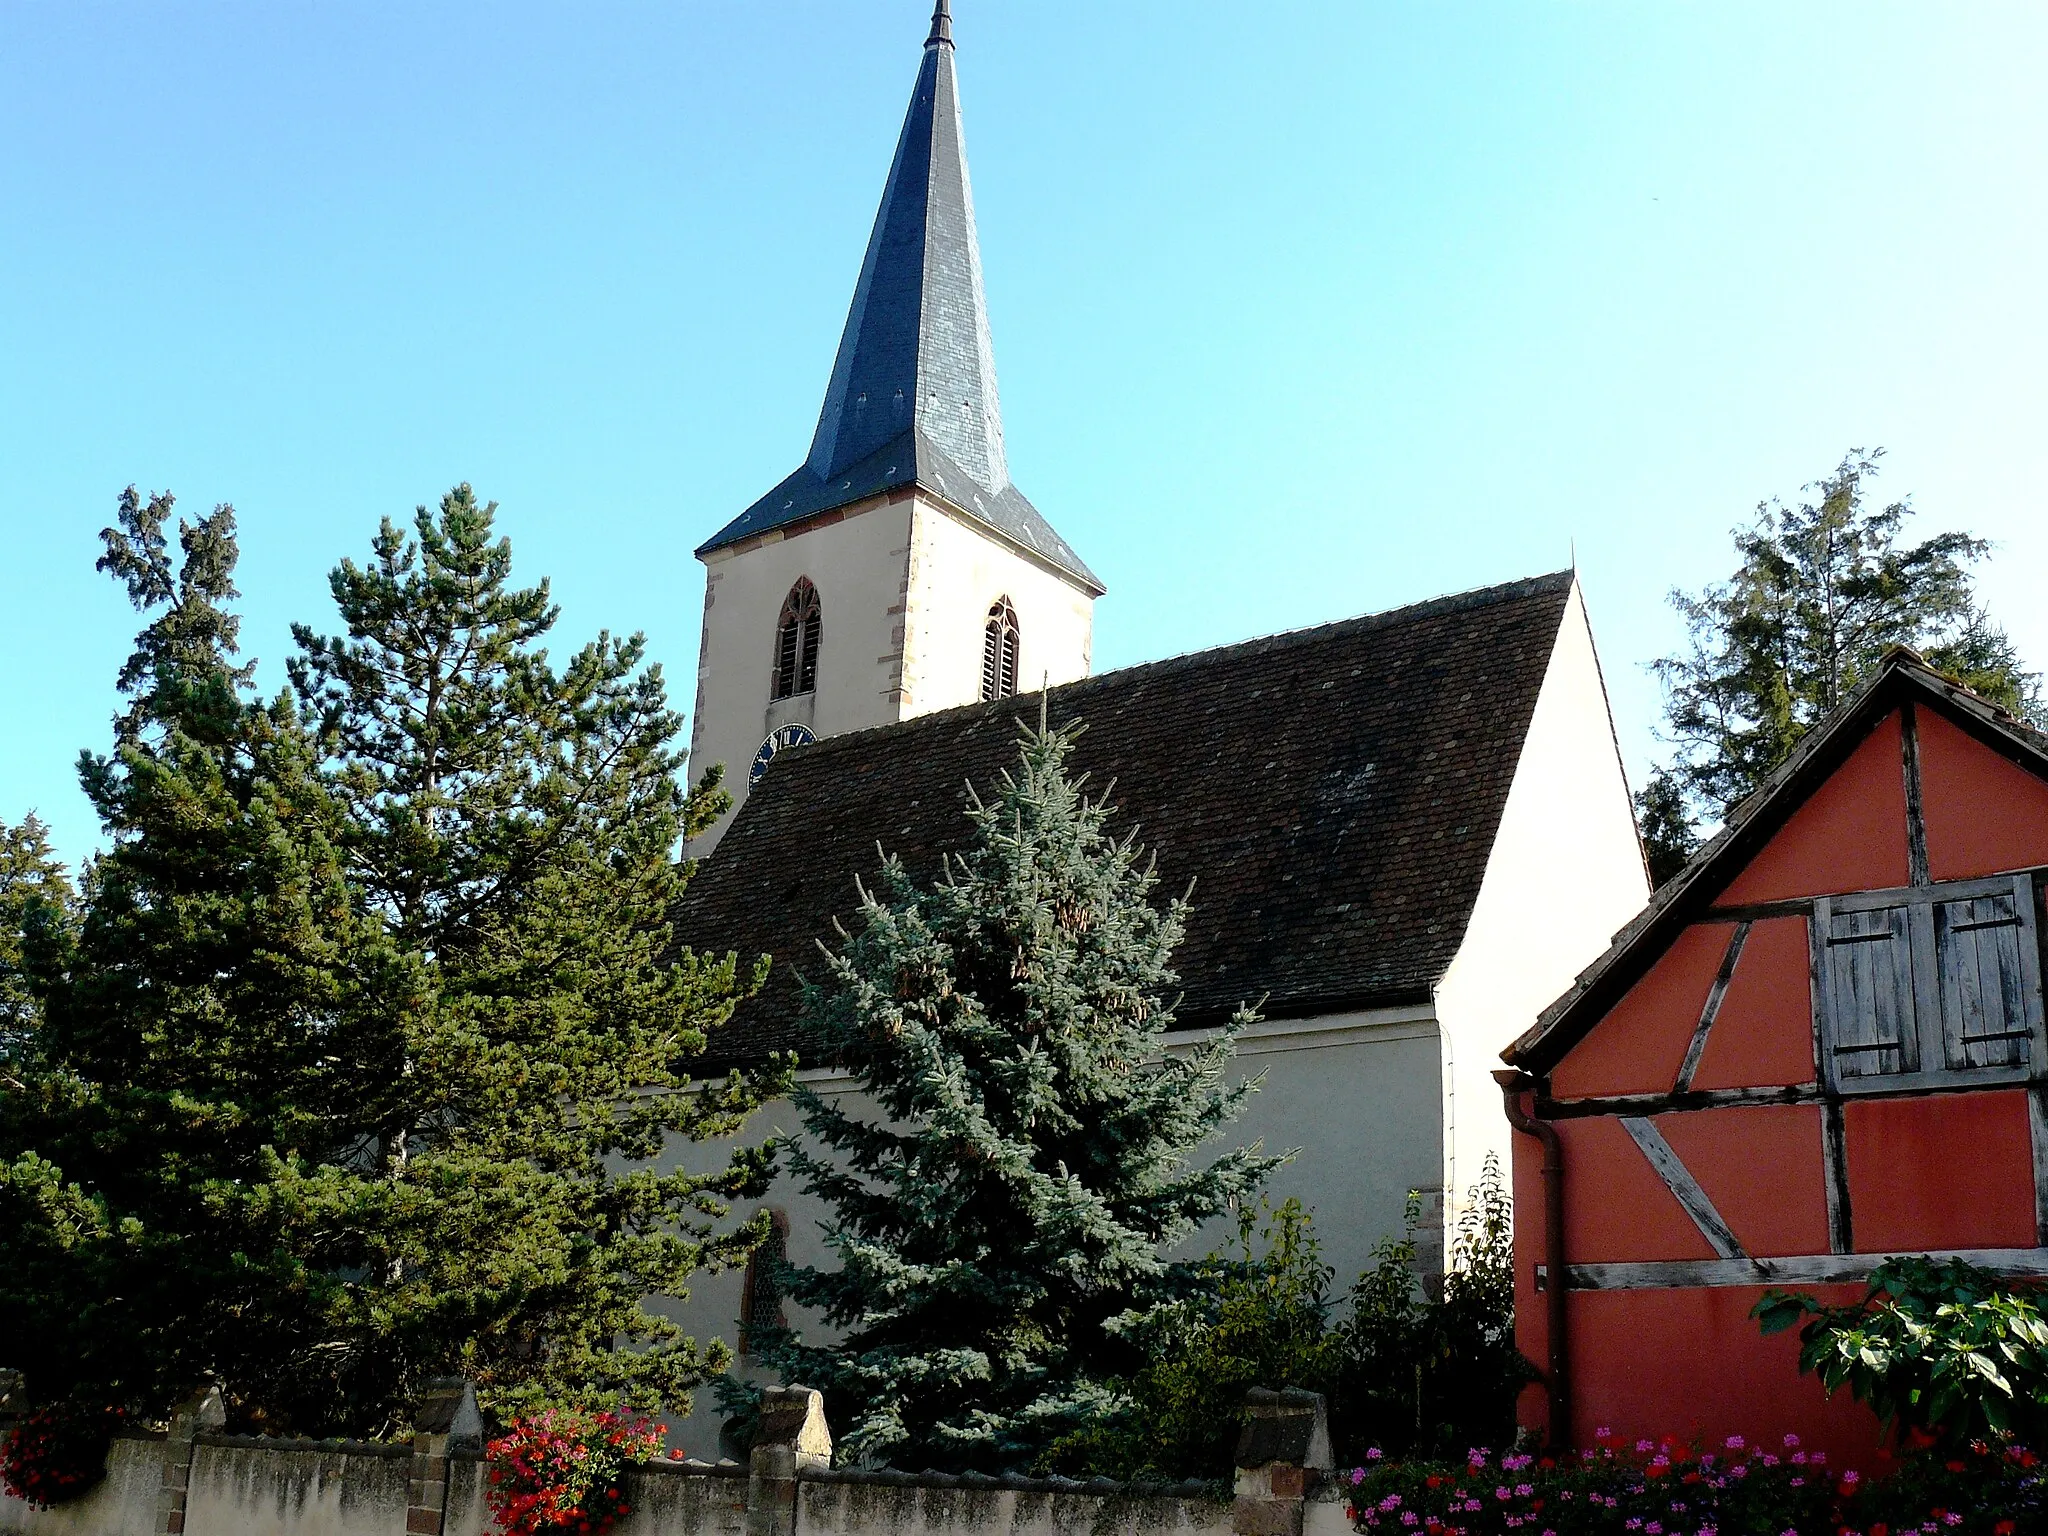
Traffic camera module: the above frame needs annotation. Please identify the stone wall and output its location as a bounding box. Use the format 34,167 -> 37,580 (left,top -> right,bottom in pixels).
0,1386 -> 1341,1536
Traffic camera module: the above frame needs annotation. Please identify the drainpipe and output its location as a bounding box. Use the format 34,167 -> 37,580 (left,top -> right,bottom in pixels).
1495,1068 -> 1570,1450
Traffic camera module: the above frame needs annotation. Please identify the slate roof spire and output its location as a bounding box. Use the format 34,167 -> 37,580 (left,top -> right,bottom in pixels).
697,1 -> 1101,593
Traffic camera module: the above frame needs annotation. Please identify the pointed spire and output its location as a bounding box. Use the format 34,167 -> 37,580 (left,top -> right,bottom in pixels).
698,2 -> 1102,596
804,1 -> 1005,495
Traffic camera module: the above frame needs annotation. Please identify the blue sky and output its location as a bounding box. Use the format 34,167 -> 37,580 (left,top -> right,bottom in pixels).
4,2 -> 2045,869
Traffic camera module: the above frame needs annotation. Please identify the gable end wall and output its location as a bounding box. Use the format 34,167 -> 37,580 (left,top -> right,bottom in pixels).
1516,698 -> 2048,1465
1434,579 -> 1648,1213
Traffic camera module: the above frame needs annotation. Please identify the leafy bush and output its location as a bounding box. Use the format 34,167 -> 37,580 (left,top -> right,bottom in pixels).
484,1410 -> 662,1536
1755,1257 -> 2048,1445
1044,1196 -> 1337,1482
0,1402 -> 126,1509
1333,1156 -> 1527,1462
1343,1432 -> 2047,1536
1049,1159 -> 1526,1481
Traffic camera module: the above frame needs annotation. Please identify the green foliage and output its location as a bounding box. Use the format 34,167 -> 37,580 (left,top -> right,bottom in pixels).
1756,1256 -> 2048,1446
3,487 -> 407,1420
0,485 -> 784,1436
0,814 -> 72,1068
1647,449 -> 2038,847
1056,1161 -> 1526,1484
730,722 -> 1278,1472
274,485 -> 791,1430
1631,769 -> 1696,888
1334,1156 -> 1526,1463
1047,1198 -> 1338,1483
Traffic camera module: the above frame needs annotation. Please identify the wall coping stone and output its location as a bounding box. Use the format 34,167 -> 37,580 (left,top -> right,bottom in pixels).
797,1466 -> 1222,1498
195,1431 -> 411,1459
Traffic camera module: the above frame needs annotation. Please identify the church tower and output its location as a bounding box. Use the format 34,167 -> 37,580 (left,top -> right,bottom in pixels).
688,0 -> 1102,854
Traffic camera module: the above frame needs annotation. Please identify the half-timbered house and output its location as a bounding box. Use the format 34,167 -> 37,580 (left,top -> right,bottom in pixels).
1500,649 -> 2048,1464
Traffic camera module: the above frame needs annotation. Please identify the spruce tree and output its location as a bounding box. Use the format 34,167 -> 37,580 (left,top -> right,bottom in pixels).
280,485 -> 790,1427
738,722 -> 1278,1472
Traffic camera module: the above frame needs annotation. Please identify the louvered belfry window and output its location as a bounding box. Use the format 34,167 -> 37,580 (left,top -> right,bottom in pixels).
981,597 -> 1020,702
1813,873 -> 2047,1092
772,579 -> 822,700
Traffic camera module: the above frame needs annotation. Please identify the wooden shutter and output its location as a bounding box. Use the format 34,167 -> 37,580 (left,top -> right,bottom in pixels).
1933,874 -> 2043,1072
1815,897 -> 1920,1082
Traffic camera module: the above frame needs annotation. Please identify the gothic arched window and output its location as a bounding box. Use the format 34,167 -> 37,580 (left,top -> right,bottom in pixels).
737,1207 -> 790,1359
981,597 -> 1020,701
772,579 -> 822,700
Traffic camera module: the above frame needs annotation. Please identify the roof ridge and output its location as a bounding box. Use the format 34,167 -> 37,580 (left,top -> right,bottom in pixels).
770,569 -> 1575,764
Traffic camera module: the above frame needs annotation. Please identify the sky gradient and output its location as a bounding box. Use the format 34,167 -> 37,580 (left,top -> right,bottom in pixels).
4,2 -> 2045,869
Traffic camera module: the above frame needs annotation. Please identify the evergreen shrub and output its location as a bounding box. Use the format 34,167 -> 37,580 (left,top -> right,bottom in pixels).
729,722 -> 1278,1472
1054,1159 -> 1526,1482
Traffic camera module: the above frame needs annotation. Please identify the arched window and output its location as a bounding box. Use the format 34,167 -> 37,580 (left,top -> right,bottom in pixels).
772,579 -> 822,700
737,1207 -> 790,1358
981,597 -> 1020,701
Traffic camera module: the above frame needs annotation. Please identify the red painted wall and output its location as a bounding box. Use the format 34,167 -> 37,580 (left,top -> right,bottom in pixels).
1566,1286 -> 1885,1466
1919,707 -> 2048,880
1690,915 -> 1814,1090
1845,1090 -> 2037,1253
1550,922 -> 1729,1098
1718,711 -> 1909,905
1658,1105 -> 1832,1257
1516,695 -> 2048,1466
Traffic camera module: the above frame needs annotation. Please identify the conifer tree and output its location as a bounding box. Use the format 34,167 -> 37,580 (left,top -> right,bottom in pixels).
2,488 -> 403,1417
280,485 -> 790,1428
1643,449 -> 2038,879
2,485 -> 785,1435
0,814 -> 72,1067
736,723 -> 1278,1472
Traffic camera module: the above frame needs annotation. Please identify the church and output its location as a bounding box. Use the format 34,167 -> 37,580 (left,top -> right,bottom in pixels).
667,1 -> 1647,1451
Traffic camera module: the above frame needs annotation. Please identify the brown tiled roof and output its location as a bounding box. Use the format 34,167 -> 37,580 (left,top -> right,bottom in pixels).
678,572 -> 1575,1069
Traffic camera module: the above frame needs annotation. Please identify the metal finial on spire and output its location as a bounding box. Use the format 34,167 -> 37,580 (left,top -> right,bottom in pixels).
926,0 -> 953,49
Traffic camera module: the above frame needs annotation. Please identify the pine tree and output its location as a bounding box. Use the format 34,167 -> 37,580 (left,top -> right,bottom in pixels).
1645,449 -> 2039,863
279,485 -> 790,1428
736,722 -> 1278,1472
2,488 -> 402,1418
3,485 -> 786,1436
0,814 -> 72,1068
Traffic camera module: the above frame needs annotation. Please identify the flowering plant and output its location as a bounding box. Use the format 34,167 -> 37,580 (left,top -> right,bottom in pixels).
484,1410 -> 664,1536
1342,1428 -> 2046,1536
0,1402 -> 127,1509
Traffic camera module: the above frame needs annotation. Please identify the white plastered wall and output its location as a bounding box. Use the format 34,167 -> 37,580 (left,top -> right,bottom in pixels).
1430,577 -> 1648,1224
899,496 -> 1094,717
688,497 -> 916,855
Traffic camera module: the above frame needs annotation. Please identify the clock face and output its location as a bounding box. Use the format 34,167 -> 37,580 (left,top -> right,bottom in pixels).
750,722 -> 817,785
